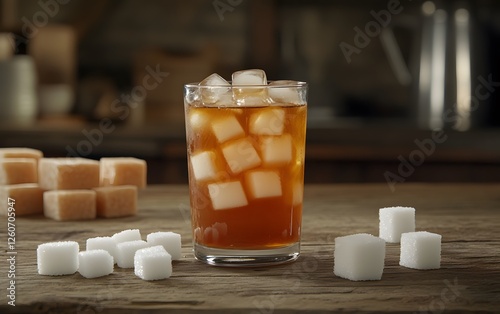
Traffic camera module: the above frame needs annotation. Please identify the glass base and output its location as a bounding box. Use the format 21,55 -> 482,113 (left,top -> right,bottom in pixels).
194,242 -> 300,267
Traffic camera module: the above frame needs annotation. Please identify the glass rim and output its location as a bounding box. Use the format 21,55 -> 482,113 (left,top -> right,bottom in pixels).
184,80 -> 308,89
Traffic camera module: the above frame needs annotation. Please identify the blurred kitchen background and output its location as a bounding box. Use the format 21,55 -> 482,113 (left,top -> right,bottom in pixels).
0,0 -> 499,184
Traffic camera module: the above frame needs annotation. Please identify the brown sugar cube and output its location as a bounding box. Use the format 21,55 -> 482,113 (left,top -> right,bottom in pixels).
0,147 -> 43,160
0,158 -> 38,184
100,157 -> 147,189
93,185 -> 138,218
0,184 -> 44,216
38,158 -> 100,190
43,190 -> 96,221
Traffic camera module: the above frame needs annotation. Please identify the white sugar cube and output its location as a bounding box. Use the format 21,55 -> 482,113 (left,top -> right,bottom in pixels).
249,108 -> 285,135
379,207 -> 416,243
269,80 -> 305,104
245,170 -> 282,199
116,240 -> 149,268
199,73 -> 232,105
260,134 -> 293,166
78,250 -> 114,278
232,69 -> 267,85
334,233 -> 385,281
400,231 -> 442,270
37,241 -> 79,276
208,181 -> 248,210
86,236 -> 118,262
134,245 -> 172,281
190,151 -> 218,182
146,231 -> 182,260
112,229 -> 142,244
211,116 -> 245,143
221,138 -> 261,174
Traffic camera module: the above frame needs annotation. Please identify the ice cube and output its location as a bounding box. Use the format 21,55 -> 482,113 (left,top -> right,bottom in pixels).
203,226 -> 219,242
232,69 -> 267,85
212,222 -> 228,236
190,151 -> 219,182
208,181 -> 248,210
245,170 -> 282,199
188,110 -> 209,130
201,73 -> 230,86
199,73 -> 232,106
211,115 -> 245,143
193,227 -> 202,242
221,138 -> 261,174
268,80 -> 306,104
292,181 -> 304,206
260,134 -> 293,166
201,223 -> 227,243
249,108 -> 285,135
236,95 -> 272,107
229,108 -> 244,115
232,69 -> 270,106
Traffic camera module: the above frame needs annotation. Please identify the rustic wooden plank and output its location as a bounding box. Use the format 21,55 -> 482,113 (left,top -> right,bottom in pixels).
1,184 -> 499,313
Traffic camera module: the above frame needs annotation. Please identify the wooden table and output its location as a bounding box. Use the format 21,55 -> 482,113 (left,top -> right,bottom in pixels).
2,184 -> 499,313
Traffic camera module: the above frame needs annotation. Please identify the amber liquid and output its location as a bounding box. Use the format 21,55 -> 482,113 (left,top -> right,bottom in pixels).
186,104 -> 307,250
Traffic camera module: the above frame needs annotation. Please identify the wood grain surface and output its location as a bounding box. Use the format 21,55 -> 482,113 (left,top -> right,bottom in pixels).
1,184 -> 499,313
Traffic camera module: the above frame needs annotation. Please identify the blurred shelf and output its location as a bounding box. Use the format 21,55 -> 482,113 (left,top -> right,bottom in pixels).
1,118 -> 499,184
0,119 -> 184,158
306,127 -> 500,163
1,119 -> 500,162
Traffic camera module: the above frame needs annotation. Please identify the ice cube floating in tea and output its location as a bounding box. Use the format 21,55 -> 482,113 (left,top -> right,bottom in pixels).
185,69 -> 307,250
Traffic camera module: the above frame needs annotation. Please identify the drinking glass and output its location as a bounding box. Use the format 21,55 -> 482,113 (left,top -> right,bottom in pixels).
184,81 -> 307,266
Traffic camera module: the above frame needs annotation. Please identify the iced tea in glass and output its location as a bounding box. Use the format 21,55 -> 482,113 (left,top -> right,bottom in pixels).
184,70 -> 307,266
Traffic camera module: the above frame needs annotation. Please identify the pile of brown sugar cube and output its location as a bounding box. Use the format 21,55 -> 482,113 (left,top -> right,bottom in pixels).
0,147 -> 146,220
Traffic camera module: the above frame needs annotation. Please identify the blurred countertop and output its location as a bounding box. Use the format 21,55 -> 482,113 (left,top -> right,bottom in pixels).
3,183 -> 499,313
